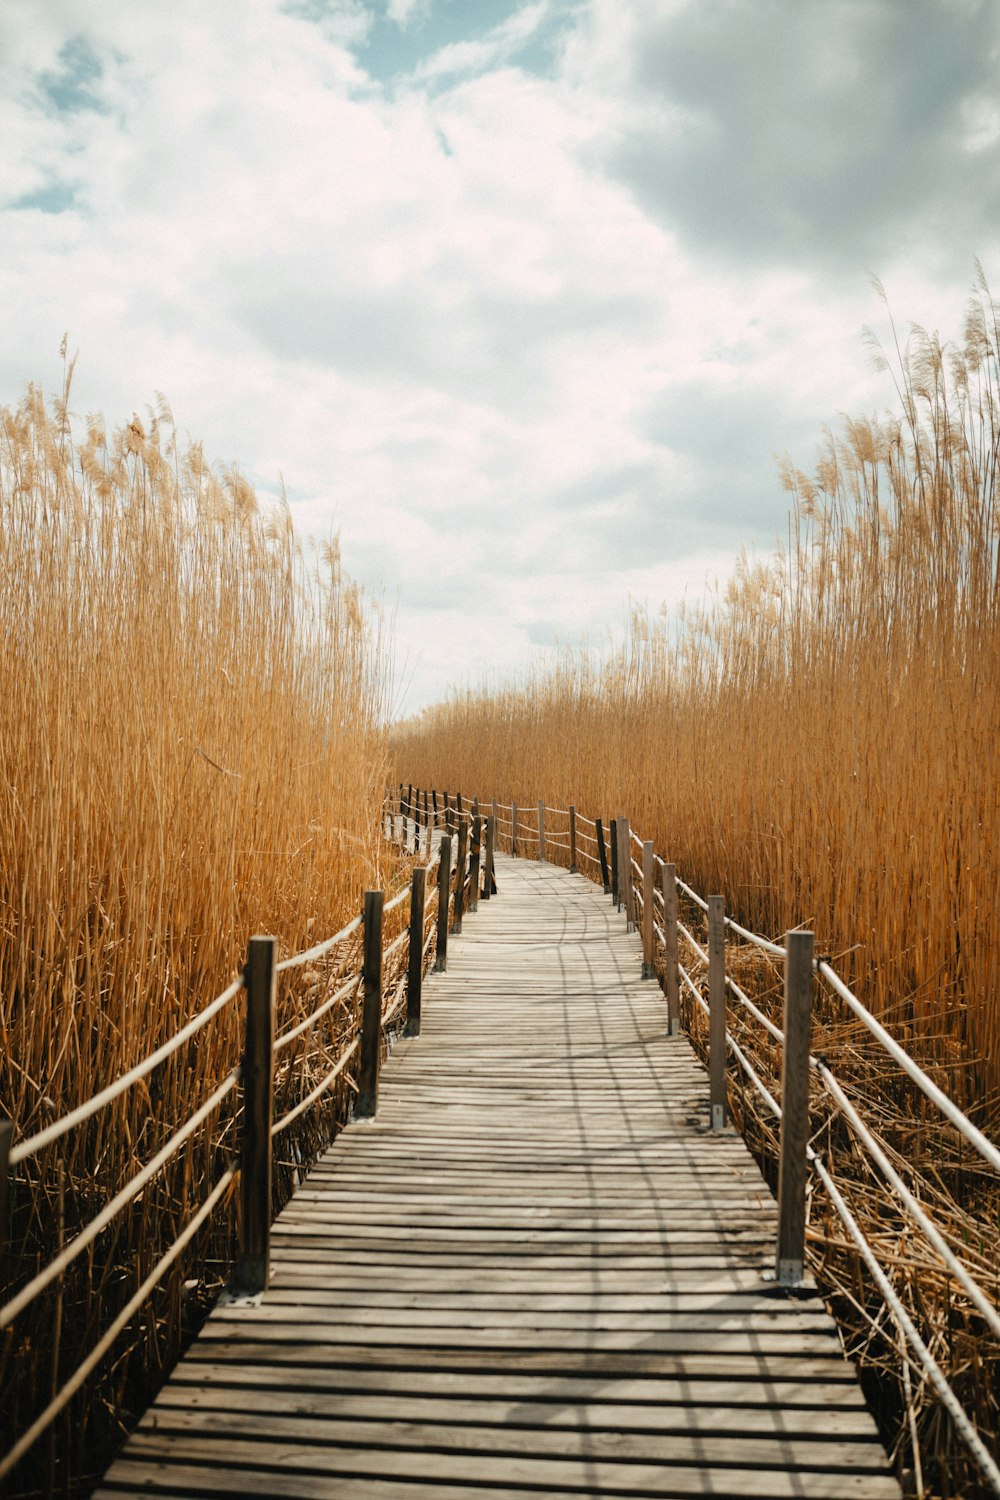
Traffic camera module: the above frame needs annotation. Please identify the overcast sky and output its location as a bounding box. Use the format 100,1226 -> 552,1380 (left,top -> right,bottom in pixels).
3,0 -> 999,713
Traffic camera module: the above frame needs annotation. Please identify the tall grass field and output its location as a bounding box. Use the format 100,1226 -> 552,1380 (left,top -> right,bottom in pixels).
393,277 -> 1000,1494
0,363 -> 392,1495
396,274 -> 1000,1107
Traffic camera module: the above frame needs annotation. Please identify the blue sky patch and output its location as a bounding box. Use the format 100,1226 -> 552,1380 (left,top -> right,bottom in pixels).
11,181 -> 80,215
38,35 -> 108,116
358,0 -> 572,85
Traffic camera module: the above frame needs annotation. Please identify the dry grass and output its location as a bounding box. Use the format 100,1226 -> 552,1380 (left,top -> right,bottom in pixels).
0,363 -> 392,1495
394,268 -> 1000,1104
394,272 -> 1000,1496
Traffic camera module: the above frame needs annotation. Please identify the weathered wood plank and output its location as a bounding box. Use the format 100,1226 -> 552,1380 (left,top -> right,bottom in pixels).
99,852 -> 898,1499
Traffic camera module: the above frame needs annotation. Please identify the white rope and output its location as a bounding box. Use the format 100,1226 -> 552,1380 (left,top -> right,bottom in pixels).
818,961 -> 1000,1175
726,914 -> 787,958
0,1167 -> 236,1481
817,1063 -> 1000,1339
675,875 -> 709,913
274,972 -> 360,1053
276,913 -> 362,973
677,920 -> 708,965
727,976 -> 784,1044
384,884 -> 411,915
813,1155 -> 1000,1496
383,927 -> 409,961
271,1039 -> 359,1137
10,976 -> 244,1164
0,1070 -> 239,1330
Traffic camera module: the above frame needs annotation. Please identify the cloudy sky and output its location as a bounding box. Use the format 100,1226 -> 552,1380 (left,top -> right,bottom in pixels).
3,0 -> 999,713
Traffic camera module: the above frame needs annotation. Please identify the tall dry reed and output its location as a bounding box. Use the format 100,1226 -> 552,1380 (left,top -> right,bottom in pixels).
0,361 -> 391,1494
395,269 -> 1000,1101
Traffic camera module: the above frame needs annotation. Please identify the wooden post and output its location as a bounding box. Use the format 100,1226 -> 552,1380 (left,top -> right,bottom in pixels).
435,834 -> 452,971
617,817 -> 632,926
355,891 -> 384,1119
452,818 -> 468,934
234,934 -> 276,1293
445,793 -> 453,834
641,841 -> 655,979
609,818 -> 618,904
412,790 -> 421,854
776,930 -> 815,1286
596,817 -> 611,894
468,813 -> 482,912
708,896 -> 727,1131
569,805 -> 578,874
432,789 -> 438,827
662,862 -> 681,1035
0,1116 -> 12,1273
537,801 -> 545,862
511,801 -> 518,857
405,866 -> 426,1038
483,813 -> 496,900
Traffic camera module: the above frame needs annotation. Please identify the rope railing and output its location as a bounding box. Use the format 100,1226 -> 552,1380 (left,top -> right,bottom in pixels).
275,913 -> 362,974
271,1040 -> 360,1139
9,975 -> 244,1165
0,1165 -> 237,1485
2,794 -> 480,1488
394,781 -> 1000,1494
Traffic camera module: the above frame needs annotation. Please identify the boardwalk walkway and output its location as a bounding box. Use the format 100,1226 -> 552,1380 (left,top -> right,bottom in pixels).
96,854 -> 899,1498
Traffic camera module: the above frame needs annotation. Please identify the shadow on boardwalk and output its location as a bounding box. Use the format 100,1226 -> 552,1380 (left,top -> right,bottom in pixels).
95,854 -> 900,1499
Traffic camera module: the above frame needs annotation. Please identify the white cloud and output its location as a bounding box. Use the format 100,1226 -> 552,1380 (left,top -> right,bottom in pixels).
386,0 -> 430,26
408,2 -> 552,83
1,0 -> 995,717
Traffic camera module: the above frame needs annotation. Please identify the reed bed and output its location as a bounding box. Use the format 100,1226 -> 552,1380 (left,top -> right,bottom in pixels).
394,273 -> 1000,1495
0,364 -> 393,1496
395,270 -> 1000,1100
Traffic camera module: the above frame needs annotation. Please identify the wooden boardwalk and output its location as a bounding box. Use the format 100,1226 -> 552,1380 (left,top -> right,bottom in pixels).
96,854 -> 900,1498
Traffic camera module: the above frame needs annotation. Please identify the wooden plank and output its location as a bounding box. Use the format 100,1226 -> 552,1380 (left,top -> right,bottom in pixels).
98,851 -> 898,1500
97,1437 -> 901,1499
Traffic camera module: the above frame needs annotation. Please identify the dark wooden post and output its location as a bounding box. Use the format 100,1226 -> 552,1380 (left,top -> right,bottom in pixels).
569,805 -> 578,873
445,793 -> 453,834
617,817 -> 632,927
708,896 -> 727,1131
452,817 -> 468,934
355,891 -> 384,1118
537,801 -> 545,862
234,934 -> 276,1293
435,834 -> 452,971
776,930 -> 815,1286
641,840 -> 655,978
596,817 -> 611,893
0,1116 -> 12,1273
483,813 -> 496,900
511,801 -> 518,857
468,813 -> 482,912
405,866 -> 426,1038
432,789 -> 438,826
412,790 -> 421,854
609,818 -> 618,904
662,862 -> 681,1035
